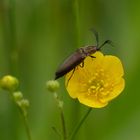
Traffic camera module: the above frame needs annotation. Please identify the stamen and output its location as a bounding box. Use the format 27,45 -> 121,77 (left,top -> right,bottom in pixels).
104,83 -> 109,87
91,86 -> 96,89
87,68 -> 114,100
95,73 -> 98,77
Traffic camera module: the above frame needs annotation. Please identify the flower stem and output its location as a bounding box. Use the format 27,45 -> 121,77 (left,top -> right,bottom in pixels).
15,103 -> 32,140
1,0 -> 19,75
22,114 -> 32,140
73,0 -> 80,47
53,92 -> 67,140
9,92 -> 32,140
69,108 -> 92,140
60,108 -> 67,140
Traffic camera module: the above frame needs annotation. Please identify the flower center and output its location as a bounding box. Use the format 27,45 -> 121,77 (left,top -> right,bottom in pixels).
87,69 -> 113,98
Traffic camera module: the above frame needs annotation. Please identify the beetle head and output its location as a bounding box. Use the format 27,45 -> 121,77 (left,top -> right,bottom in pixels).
83,46 -> 97,56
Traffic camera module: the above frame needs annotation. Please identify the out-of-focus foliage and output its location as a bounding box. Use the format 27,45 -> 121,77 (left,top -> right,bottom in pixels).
0,0 -> 140,140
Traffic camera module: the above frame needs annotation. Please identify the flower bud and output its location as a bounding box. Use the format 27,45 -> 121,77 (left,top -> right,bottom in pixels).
17,99 -> 29,117
0,75 -> 19,91
46,80 -> 60,92
21,99 -> 30,107
19,99 -> 30,108
13,91 -> 23,101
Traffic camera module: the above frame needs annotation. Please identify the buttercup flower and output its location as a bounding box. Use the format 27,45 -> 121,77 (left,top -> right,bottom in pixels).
65,51 -> 125,108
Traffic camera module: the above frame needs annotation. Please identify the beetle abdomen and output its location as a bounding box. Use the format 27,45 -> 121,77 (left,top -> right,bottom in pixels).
55,49 -> 85,79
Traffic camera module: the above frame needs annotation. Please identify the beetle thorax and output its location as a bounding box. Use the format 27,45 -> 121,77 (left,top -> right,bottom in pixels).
82,46 -> 97,56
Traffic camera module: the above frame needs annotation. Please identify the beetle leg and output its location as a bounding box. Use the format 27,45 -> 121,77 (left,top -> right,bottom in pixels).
79,61 -> 84,68
90,55 -> 96,58
90,55 -> 96,61
66,68 -> 76,87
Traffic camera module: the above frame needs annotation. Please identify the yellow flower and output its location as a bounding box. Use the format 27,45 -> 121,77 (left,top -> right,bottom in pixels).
65,51 -> 125,108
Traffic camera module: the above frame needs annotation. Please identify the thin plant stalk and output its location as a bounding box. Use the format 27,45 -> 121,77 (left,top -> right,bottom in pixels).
2,0 -> 19,75
16,105 -> 32,140
21,111 -> 32,140
60,108 -> 67,140
73,0 -> 80,48
53,92 -> 67,140
9,92 -> 32,140
2,1 -> 32,139
69,108 -> 92,140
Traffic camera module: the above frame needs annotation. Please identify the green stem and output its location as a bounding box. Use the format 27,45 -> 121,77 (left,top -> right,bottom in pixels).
2,0 -> 19,75
73,0 -> 80,48
53,92 -> 67,140
60,109 -> 67,140
69,108 -> 92,140
22,114 -> 32,140
9,92 -> 32,140
16,103 -> 32,140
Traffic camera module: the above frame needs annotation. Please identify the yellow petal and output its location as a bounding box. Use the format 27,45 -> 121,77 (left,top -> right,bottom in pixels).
65,59 -> 94,98
99,78 -> 125,103
65,51 -> 104,94
83,51 -> 104,72
78,93 -> 108,108
101,55 -> 124,78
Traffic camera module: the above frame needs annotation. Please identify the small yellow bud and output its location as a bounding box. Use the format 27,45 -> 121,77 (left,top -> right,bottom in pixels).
13,91 -> 23,101
0,75 -> 19,91
46,80 -> 60,92
19,99 -> 30,108
17,99 -> 29,117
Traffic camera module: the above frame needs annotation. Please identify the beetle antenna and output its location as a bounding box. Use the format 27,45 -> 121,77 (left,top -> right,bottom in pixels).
97,40 -> 113,50
90,28 -> 99,47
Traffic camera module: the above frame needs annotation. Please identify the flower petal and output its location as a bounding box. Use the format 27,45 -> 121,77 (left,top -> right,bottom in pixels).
65,67 -> 88,98
84,51 -> 104,71
78,93 -> 108,108
99,78 -> 125,103
101,55 -> 124,78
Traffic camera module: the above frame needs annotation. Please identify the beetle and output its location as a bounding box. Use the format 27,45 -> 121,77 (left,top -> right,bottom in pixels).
55,30 -> 112,82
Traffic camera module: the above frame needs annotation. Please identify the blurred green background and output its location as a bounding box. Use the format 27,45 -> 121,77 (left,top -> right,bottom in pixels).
0,0 -> 140,140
